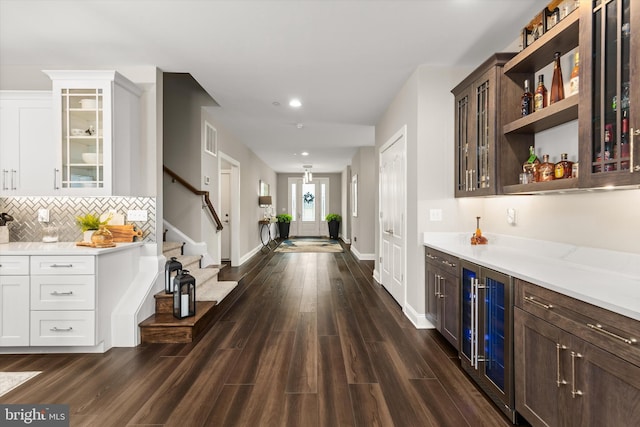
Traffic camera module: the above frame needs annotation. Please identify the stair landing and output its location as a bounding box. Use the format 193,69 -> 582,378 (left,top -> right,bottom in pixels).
139,297 -> 217,344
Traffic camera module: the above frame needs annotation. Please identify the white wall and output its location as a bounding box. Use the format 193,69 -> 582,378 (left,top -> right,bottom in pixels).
350,147 -> 376,257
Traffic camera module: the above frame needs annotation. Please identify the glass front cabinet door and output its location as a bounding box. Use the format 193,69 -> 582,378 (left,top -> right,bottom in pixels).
580,0 -> 640,187
44,70 -> 142,195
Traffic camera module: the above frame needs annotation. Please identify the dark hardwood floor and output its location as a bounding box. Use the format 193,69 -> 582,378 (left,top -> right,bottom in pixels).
1,242 -> 513,426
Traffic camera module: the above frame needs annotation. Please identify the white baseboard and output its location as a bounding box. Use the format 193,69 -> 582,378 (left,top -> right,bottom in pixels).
350,246 -> 375,261
403,302 -> 435,329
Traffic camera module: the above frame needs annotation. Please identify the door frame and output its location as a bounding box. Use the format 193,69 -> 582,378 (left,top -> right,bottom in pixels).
378,125 -> 407,308
287,176 -> 330,237
218,151 -> 240,266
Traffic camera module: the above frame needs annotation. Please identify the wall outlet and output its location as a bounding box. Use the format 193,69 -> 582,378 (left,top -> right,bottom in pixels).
37,208 -> 49,223
429,209 -> 442,221
127,209 -> 148,222
507,208 -> 517,225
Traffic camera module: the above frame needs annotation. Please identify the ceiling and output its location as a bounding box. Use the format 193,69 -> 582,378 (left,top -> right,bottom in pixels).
0,0 -> 547,173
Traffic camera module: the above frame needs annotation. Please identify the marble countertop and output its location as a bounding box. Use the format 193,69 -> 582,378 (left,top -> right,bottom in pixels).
423,232 -> 640,322
0,241 -> 144,256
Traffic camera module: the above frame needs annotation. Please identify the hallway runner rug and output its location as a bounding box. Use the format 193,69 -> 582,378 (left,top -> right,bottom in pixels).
0,372 -> 41,397
275,238 -> 343,253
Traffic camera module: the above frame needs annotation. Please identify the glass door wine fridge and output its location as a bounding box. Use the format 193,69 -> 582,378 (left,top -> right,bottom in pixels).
460,260 -> 516,422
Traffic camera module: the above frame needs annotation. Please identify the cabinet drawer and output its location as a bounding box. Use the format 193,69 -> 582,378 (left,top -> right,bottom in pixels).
0,256 -> 29,275
425,247 -> 459,276
31,275 -> 95,310
30,256 -> 94,275
515,279 -> 640,367
30,311 -> 95,346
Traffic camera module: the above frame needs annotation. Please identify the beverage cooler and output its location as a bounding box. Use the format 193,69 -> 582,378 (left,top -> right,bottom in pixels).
460,260 -> 516,422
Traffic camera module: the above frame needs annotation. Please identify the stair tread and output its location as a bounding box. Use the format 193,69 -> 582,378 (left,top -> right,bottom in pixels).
163,241 -> 183,252
139,300 -> 217,327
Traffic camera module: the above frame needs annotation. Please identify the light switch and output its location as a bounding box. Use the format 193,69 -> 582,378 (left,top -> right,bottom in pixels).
127,210 -> 148,222
507,208 -> 517,225
429,209 -> 442,221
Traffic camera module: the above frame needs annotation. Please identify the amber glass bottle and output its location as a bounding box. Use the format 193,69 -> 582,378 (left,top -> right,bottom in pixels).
569,52 -> 579,96
534,75 -> 547,111
550,52 -> 565,104
539,154 -> 555,181
554,153 -> 573,179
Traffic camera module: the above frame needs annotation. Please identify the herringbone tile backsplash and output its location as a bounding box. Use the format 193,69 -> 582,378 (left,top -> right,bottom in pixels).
0,196 -> 156,243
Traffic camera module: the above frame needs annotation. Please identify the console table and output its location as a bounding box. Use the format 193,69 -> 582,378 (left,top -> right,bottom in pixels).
259,218 -> 277,251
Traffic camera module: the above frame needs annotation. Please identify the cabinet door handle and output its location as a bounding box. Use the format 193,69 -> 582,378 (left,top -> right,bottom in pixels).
50,264 -> 73,268
50,291 -> 74,296
556,343 -> 568,387
524,295 -> 554,310
434,274 -> 440,297
426,253 -> 438,260
53,168 -> 60,190
438,276 -> 445,299
50,326 -> 73,332
441,260 -> 456,268
631,128 -> 640,173
570,351 -> 583,398
587,323 -> 638,345
10,169 -> 16,190
2,170 -> 7,191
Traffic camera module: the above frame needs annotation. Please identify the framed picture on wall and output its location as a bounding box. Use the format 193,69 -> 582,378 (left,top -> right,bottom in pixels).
260,180 -> 270,197
352,174 -> 358,217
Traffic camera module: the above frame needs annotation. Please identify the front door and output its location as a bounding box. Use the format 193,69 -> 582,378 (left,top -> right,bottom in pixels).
220,170 -> 231,261
288,177 -> 329,237
379,127 -> 406,306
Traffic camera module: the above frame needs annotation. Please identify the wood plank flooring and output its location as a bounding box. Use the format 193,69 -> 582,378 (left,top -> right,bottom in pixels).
0,242 -> 513,426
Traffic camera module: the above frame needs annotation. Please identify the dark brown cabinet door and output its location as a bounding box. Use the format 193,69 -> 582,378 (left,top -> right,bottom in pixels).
438,269 -> 459,350
580,0 -> 640,187
424,258 -> 439,326
515,308 -> 567,427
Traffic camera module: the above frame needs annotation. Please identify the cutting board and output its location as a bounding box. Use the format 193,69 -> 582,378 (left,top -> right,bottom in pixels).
106,225 -> 143,242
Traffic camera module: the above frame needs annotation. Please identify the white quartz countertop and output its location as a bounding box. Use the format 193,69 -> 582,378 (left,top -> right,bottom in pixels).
423,232 -> 640,322
0,241 -> 144,255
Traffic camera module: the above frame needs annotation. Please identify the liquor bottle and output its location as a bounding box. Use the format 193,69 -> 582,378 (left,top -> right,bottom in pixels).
569,52 -> 579,96
554,153 -> 574,179
521,79 -> 533,116
550,52 -> 565,104
621,110 -> 630,170
534,75 -> 547,111
522,145 -> 540,182
603,125 -> 616,172
538,154 -> 555,181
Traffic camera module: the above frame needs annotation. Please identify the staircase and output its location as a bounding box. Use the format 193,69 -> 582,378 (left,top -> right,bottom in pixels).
138,241 -> 237,343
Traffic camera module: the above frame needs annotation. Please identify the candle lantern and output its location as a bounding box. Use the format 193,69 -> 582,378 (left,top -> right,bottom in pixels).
173,269 -> 196,319
164,256 -> 182,294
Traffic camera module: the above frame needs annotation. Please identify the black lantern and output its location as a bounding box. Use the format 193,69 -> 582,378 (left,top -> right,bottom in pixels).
173,269 -> 196,319
164,256 -> 182,294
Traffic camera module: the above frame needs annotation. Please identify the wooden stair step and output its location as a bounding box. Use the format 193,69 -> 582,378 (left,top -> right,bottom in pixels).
139,300 -> 218,344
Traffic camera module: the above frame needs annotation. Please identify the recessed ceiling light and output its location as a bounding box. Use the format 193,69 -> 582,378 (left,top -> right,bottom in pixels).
289,99 -> 302,108
272,101 -> 280,106
296,123 -> 304,129
301,151 -> 309,156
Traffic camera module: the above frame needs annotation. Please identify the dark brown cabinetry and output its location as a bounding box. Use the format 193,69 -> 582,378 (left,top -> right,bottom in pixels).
514,279 -> 640,426
424,247 -> 459,349
580,0 -> 640,187
452,53 -> 529,197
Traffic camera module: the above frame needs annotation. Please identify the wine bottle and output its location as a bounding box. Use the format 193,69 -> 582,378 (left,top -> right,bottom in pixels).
521,79 -> 533,116
550,51 -> 565,104
534,75 -> 547,111
569,52 -> 579,96
522,145 -> 540,182
621,111 -> 630,170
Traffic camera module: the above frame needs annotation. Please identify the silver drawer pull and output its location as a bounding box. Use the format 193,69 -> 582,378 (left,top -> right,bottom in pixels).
50,291 -> 74,296
50,327 -> 73,332
50,264 -> 73,268
524,295 -> 553,310
587,323 -> 638,345
441,260 -> 456,267
426,254 -> 438,260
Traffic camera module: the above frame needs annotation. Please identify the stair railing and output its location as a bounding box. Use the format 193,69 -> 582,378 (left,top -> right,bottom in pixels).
163,165 -> 224,231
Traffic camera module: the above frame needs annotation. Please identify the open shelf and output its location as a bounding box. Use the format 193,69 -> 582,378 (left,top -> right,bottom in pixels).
504,95 -> 579,134
504,11 -> 580,75
503,178 -> 579,195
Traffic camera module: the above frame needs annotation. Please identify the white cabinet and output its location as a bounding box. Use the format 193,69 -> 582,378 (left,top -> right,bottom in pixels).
29,255 -> 96,346
0,256 -> 30,346
0,91 -> 54,196
43,70 -> 142,196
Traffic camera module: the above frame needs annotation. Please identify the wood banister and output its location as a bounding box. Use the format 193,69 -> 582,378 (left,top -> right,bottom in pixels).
163,165 -> 224,231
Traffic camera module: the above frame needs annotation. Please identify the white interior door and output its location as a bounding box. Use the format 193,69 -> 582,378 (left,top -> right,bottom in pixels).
220,170 -> 231,260
379,127 -> 406,306
288,177 -> 329,237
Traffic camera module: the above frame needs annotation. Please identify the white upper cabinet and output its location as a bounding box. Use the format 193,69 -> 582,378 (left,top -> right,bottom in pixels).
0,91 -> 54,196
44,70 -> 142,196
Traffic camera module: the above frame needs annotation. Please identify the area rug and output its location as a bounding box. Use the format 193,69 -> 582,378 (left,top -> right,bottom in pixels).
0,371 -> 41,397
275,238 -> 343,253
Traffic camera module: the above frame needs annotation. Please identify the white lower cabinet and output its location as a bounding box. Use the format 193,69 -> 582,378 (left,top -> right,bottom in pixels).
29,255 -> 96,346
30,311 -> 95,346
0,256 -> 30,346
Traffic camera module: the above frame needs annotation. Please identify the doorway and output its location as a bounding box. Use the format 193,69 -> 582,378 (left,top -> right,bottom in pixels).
219,152 -> 240,266
379,126 -> 406,306
288,177 -> 329,237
